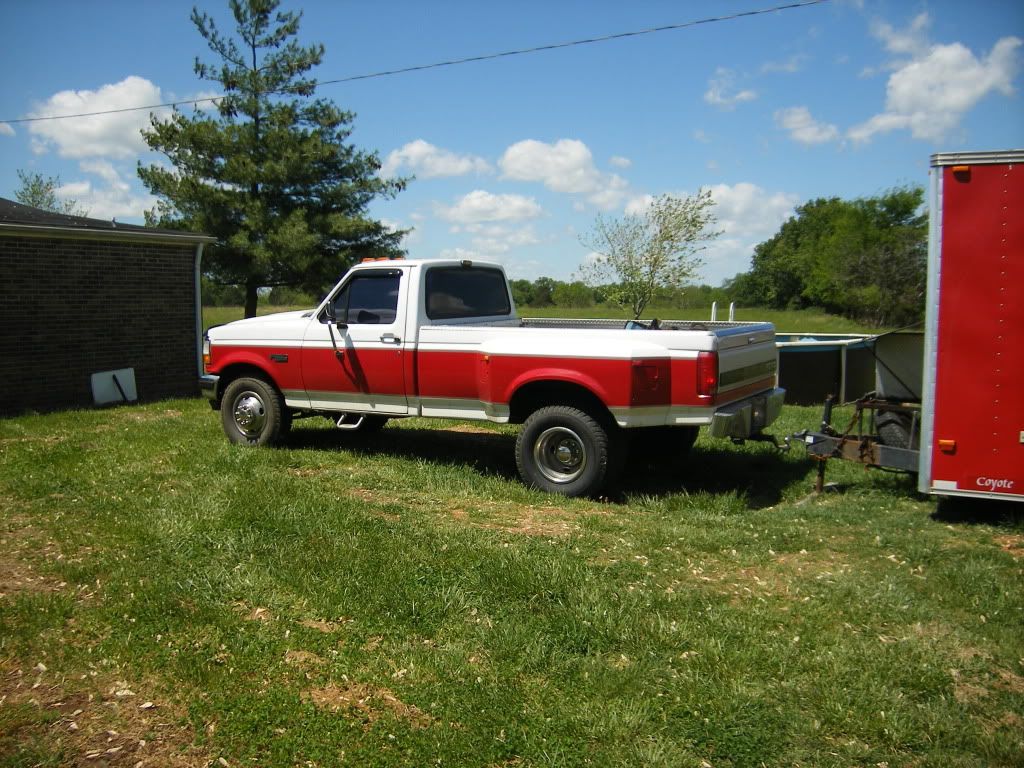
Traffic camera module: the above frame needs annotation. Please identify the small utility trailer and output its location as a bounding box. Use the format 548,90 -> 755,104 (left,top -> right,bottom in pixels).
797,150 -> 1023,502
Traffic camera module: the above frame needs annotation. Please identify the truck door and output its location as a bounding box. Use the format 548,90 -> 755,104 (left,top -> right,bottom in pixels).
301,267 -> 409,414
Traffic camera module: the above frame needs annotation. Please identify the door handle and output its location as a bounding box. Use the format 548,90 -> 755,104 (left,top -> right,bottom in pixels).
380,333 -> 401,344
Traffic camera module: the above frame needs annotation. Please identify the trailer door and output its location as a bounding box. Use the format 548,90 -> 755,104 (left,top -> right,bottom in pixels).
921,152 -> 1024,501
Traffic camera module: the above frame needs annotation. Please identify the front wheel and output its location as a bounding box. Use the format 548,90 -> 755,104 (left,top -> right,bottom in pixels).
221,376 -> 287,446
516,406 -> 615,497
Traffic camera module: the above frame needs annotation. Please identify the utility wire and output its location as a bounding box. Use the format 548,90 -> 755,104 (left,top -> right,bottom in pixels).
2,0 -> 828,126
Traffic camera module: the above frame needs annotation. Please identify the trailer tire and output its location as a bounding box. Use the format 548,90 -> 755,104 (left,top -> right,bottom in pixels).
876,409 -> 918,450
516,406 -> 612,497
221,376 -> 287,446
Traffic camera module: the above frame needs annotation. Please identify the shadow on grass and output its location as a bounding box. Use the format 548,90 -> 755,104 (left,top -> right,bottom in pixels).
283,422 -> 812,508
931,496 -> 1024,528
619,445 -> 812,508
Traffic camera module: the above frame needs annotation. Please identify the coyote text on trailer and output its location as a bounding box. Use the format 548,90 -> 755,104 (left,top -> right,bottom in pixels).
920,150 -> 1024,502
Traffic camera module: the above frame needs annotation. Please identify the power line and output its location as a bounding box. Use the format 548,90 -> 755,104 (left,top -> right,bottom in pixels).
2,0 -> 828,126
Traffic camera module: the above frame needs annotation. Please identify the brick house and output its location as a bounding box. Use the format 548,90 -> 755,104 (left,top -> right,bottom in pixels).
0,198 -> 216,415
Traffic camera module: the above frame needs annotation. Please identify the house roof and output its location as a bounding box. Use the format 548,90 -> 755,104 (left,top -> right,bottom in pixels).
0,197 -> 216,244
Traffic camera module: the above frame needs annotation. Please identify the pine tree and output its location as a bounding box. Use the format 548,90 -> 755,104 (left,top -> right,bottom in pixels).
138,0 -> 405,317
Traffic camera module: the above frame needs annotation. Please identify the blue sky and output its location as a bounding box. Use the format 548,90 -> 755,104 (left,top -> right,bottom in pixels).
1,0 -> 1021,285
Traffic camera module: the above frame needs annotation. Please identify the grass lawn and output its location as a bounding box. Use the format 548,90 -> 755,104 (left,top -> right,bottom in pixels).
2,401 -> 1021,767
203,303 -> 884,335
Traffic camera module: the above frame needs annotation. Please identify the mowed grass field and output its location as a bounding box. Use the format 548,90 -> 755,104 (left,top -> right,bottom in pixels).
1,399 -> 1021,767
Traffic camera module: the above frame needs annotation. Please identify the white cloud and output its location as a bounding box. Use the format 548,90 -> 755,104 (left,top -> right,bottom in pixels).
0,122 -> 14,137
499,138 -> 630,209
78,159 -> 129,189
27,76 -> 169,159
609,155 -> 632,169
703,68 -> 757,110
693,129 -> 711,144
774,106 -> 840,145
707,183 -> 798,240
704,182 -> 799,281
57,181 -> 156,221
467,224 -> 541,255
438,189 -> 542,224
850,35 -> 1021,143
872,12 -> 930,57
380,139 -> 491,179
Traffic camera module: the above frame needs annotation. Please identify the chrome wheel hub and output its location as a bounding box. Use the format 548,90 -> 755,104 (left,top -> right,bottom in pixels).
534,426 -> 587,484
233,393 -> 266,438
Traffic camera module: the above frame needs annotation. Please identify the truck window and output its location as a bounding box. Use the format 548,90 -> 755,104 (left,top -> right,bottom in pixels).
331,270 -> 401,324
425,266 -> 511,320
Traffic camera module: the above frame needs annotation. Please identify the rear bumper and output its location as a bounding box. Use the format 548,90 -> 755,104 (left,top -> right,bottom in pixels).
708,387 -> 785,439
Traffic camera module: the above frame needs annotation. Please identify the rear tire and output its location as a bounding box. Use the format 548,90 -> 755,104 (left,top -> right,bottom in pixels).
221,376 -> 287,446
516,406 -> 613,497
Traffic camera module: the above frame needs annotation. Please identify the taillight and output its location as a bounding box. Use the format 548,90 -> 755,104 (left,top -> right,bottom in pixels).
697,351 -> 718,398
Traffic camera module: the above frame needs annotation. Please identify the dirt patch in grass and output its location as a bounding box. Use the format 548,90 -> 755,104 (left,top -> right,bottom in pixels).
468,505 -> 578,537
682,548 -> 855,601
113,408 -> 184,424
0,662 -> 207,767
950,666 -> 1024,705
993,535 -> 1024,559
444,424 -> 499,434
234,603 -> 273,623
994,667 -> 1024,694
0,514 -> 65,600
0,434 -> 67,447
298,618 -> 343,633
347,487 -> 592,537
288,467 -> 330,478
285,650 -> 326,672
302,682 -> 432,729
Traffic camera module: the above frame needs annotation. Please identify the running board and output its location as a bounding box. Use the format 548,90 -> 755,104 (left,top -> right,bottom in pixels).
335,414 -> 365,430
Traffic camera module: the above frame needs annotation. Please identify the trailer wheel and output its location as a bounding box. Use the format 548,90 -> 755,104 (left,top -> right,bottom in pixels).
876,410 -> 918,450
221,376 -> 287,446
516,406 -> 613,497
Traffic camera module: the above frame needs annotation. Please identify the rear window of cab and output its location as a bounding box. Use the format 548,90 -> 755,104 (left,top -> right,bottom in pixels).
425,266 -> 511,320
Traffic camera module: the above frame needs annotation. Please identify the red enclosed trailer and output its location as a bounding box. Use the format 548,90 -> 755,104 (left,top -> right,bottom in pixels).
919,150 -> 1024,501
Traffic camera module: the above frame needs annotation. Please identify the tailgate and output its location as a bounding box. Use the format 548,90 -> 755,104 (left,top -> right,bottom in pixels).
716,324 -> 778,400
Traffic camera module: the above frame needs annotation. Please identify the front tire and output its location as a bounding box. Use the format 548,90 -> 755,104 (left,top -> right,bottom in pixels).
516,406 -> 613,497
221,376 -> 287,446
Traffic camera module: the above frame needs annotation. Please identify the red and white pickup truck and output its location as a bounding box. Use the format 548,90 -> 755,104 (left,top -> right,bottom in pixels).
201,259 -> 784,496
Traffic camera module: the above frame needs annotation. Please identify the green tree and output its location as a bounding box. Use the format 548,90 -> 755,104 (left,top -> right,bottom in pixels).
14,170 -> 89,216
552,280 -> 595,308
138,0 -> 405,317
531,277 -> 557,307
509,279 -> 536,308
577,191 -> 720,319
742,187 -> 926,326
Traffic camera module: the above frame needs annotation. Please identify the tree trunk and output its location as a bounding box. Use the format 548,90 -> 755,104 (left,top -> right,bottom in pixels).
244,283 -> 259,319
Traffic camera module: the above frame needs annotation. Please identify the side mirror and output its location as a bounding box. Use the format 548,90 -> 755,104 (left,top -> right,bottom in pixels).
323,301 -> 348,329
